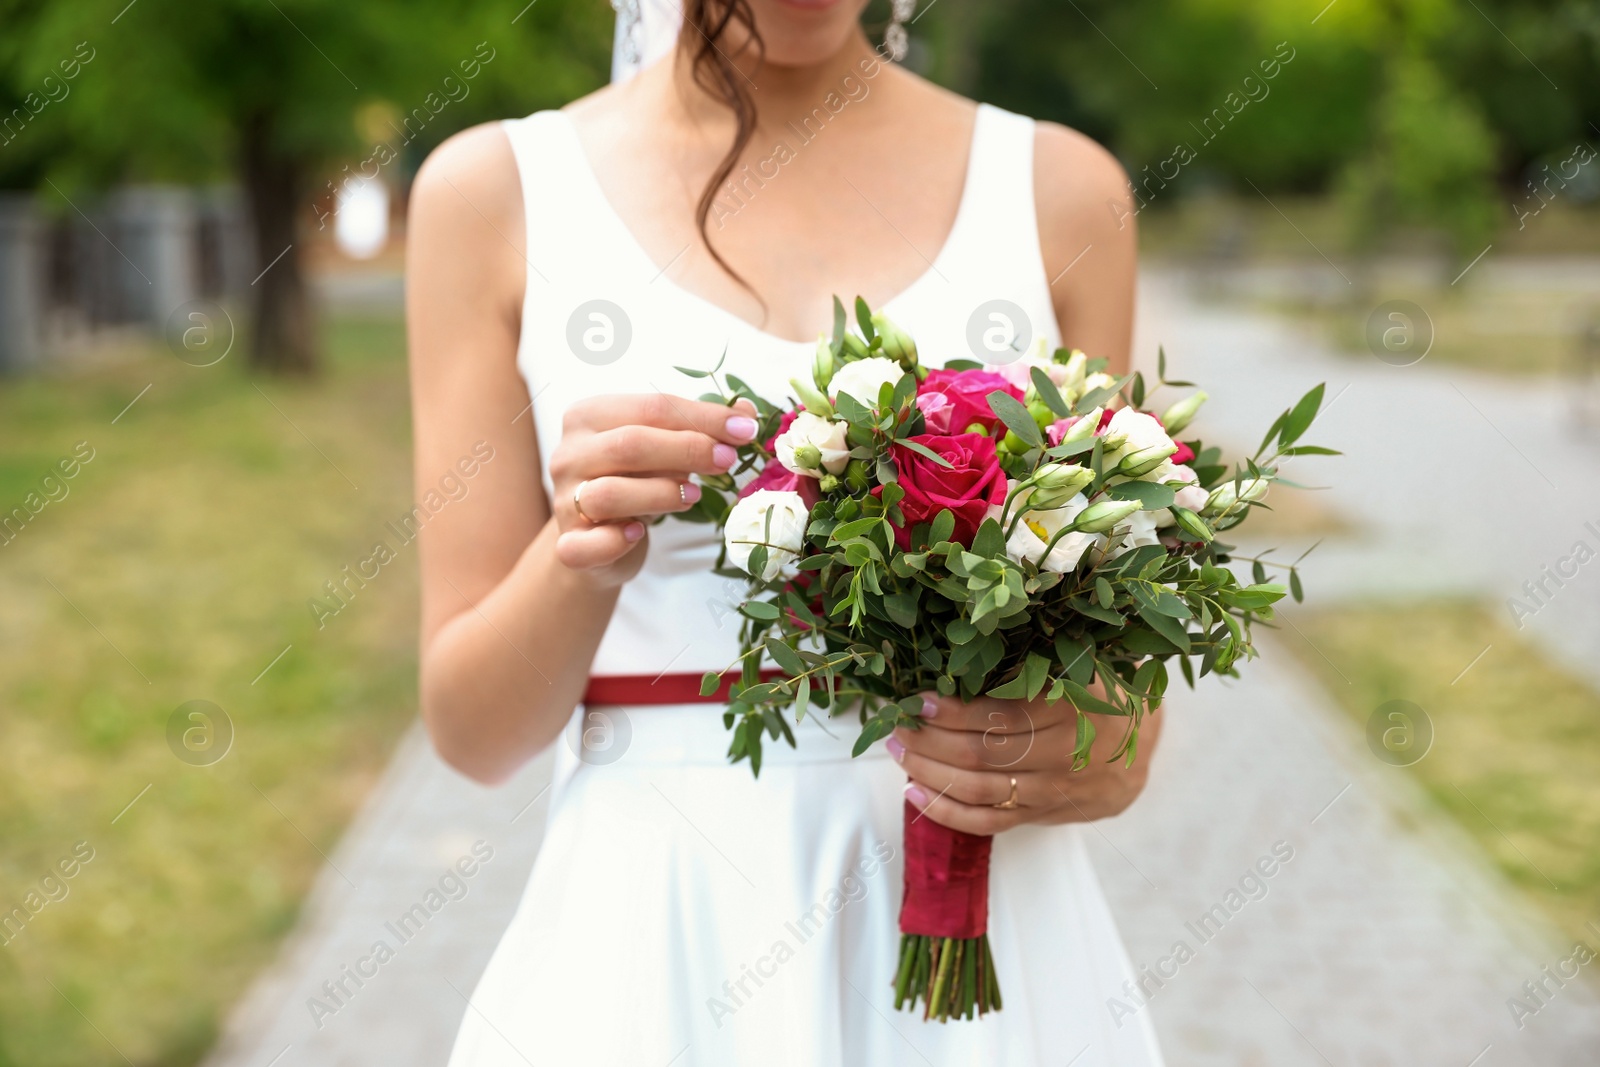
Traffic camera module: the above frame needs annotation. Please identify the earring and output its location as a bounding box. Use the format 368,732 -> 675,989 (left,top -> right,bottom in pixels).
612,0 -> 642,66
885,0 -> 914,62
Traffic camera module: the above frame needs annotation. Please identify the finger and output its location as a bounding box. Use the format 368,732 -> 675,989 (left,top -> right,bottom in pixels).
571,476 -> 700,524
903,778 -> 1022,837
554,522 -> 646,570
578,426 -> 741,478
889,738 -> 1027,808
567,393 -> 760,444
918,691 -> 1074,734
893,720 -> 1053,773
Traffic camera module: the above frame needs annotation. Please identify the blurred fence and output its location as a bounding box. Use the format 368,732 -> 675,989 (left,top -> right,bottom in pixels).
0,185 -> 254,371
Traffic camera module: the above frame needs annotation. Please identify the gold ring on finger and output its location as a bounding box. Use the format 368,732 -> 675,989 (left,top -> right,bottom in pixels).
573,479 -> 597,526
992,776 -> 1020,811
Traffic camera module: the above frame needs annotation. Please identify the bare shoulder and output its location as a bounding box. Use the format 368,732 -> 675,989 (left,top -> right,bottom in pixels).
1033,120 -> 1132,250
408,121 -> 526,322
410,121 -> 523,245
1030,121 -> 1138,369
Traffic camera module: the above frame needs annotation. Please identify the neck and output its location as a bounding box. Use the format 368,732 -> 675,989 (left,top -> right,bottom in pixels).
663,28 -> 887,134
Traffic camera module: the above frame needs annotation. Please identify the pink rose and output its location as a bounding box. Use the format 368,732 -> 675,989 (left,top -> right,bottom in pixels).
877,433 -> 1008,548
915,369 -> 1022,436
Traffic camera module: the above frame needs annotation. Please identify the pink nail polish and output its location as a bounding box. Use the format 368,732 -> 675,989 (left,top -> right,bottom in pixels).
713,444 -> 737,470
920,694 -> 939,719
725,415 -> 758,442
623,522 -> 645,542
905,783 -> 929,807
681,482 -> 702,504
886,736 -> 905,762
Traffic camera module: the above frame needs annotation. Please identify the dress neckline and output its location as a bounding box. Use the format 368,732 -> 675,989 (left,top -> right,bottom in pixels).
553,104 -> 991,348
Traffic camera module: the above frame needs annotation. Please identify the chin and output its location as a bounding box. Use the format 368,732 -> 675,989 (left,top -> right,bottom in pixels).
748,0 -> 872,67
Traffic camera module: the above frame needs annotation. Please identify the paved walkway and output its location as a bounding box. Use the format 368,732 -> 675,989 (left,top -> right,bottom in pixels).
206,264 -> 1600,1066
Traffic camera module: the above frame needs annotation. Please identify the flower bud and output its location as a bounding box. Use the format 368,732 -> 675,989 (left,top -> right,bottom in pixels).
789,376 -> 834,418
1160,391 -> 1208,434
812,335 -> 836,391
1205,477 -> 1269,514
999,429 -> 1028,454
1170,506 -> 1214,543
791,443 -> 822,470
871,311 -> 918,369
1027,400 -> 1054,428
1033,463 -> 1094,495
1116,442 -> 1179,478
840,333 -> 870,360
818,473 -> 841,493
1057,407 -> 1102,445
1059,349 -> 1087,392
844,458 -> 871,493
1071,499 -> 1142,534
963,422 -> 990,436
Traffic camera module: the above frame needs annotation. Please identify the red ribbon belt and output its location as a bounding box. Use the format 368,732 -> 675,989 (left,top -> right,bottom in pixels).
899,799 -> 993,940
582,670 -> 786,706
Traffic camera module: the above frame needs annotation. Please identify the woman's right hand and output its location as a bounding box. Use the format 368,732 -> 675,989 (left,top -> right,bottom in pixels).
546,393 -> 760,585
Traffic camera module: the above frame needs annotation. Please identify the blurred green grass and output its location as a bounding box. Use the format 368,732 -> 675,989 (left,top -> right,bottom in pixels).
1290,602 -> 1600,945
0,315 -> 420,1067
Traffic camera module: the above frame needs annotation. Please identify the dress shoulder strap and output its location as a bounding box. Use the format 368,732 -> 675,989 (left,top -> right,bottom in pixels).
942,104 -> 1048,280
500,110 -> 632,285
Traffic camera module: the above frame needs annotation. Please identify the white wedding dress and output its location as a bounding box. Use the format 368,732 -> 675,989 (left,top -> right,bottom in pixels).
445,103 -> 1165,1067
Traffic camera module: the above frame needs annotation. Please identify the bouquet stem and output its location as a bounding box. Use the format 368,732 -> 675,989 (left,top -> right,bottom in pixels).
894,799 -> 1000,1021
893,931 -> 1002,1021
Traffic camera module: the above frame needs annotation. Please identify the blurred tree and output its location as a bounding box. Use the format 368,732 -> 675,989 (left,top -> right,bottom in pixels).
924,0 -> 1596,249
5,0 -> 608,374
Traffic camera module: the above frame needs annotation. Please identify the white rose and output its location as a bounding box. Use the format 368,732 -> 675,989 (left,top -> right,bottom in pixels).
1083,371 -> 1117,393
724,490 -> 810,581
830,356 -> 906,409
774,412 -> 850,477
988,492 -> 1100,573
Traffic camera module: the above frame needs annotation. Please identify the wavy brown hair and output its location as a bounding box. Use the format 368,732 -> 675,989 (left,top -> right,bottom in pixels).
679,0 -> 764,292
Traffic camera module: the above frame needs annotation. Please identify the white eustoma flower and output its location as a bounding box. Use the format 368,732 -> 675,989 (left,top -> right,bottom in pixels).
773,411 -> 850,476
1111,508 -> 1163,557
1082,371 -> 1118,393
1149,462 -> 1209,526
988,493 -> 1100,573
1107,404 -> 1184,460
724,490 -> 809,581
829,356 -> 906,409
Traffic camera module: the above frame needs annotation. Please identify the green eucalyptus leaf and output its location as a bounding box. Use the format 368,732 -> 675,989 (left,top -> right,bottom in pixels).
988,390 -> 1043,447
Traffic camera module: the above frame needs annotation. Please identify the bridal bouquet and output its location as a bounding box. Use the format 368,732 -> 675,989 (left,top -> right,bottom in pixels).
675,298 -> 1331,1022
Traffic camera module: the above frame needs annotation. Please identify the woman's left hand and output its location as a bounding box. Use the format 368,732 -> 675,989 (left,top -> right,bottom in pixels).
888,692 -> 1162,836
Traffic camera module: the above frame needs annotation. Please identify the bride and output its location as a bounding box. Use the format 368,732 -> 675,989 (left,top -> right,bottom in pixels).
407,1 -> 1163,1063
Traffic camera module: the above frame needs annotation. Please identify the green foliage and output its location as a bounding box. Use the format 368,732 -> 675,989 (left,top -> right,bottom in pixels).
1339,52 -> 1500,257
1,0 -> 609,190
680,299 -> 1335,776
